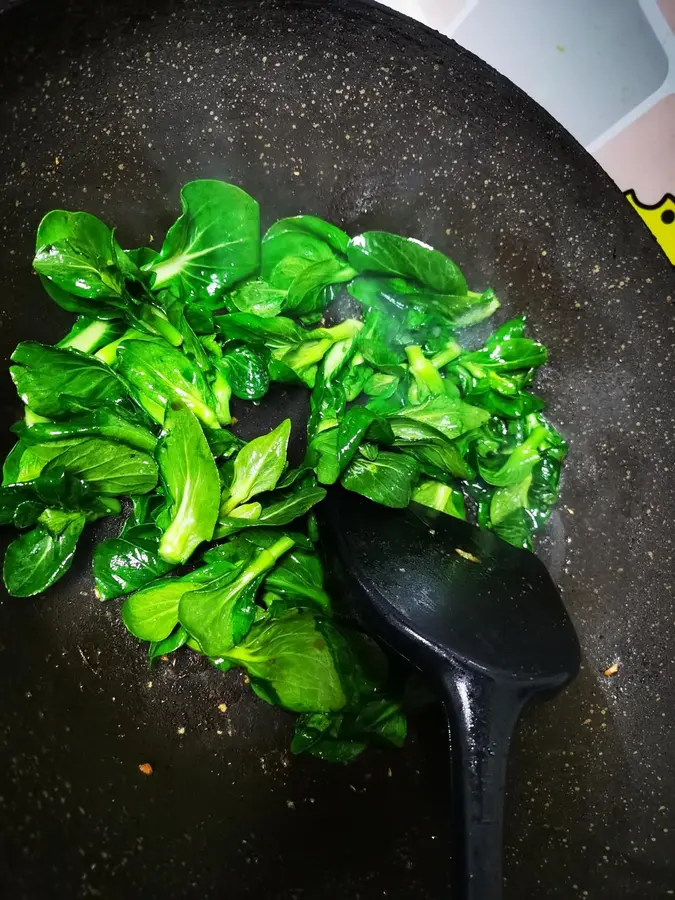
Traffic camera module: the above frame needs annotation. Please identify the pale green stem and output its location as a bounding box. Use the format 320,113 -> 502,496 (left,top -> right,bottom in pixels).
406,345 -> 444,396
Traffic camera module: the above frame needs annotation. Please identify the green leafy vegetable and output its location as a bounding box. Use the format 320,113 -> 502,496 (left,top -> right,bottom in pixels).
219,346 -> 270,401
265,548 -> 331,612
93,522 -> 174,601
57,317 -> 125,354
412,479 -> 466,519
341,452 -> 420,508
347,232 -> 467,294
122,576 -> 192,642
215,476 -> 327,538
148,626 -> 189,662
18,407 -> 157,454
3,508 -> 86,597
117,338 -> 219,428
291,698 -> 407,762
261,216 -> 349,281
179,535 -> 294,656
2,179 -> 568,766
217,612 -> 348,713
41,438 -> 158,495
10,343 -> 129,419
121,558 -> 244,642
0,469 -> 119,527
156,404 -> 220,564
33,209 -> 130,301
349,275 -> 499,327
33,211 -> 183,345
220,419 -> 290,516
226,279 -> 288,317
146,180 -> 259,303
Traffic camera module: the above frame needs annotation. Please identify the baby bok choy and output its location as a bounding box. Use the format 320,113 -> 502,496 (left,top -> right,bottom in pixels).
0,178 -> 567,764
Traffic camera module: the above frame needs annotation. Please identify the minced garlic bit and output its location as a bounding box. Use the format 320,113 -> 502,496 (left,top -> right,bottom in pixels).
177,726 -> 186,735
218,703 -> 228,713
138,763 -> 153,776
603,663 -> 620,677
455,548 -> 481,564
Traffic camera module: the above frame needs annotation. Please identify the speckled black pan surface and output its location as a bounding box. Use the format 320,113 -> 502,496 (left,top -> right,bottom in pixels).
0,1 -> 673,898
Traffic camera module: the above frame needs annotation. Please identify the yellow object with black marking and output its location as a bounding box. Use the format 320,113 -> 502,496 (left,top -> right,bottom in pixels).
626,190 -> 675,264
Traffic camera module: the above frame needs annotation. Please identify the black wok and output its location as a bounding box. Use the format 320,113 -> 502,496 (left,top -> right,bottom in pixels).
1,2 -> 674,898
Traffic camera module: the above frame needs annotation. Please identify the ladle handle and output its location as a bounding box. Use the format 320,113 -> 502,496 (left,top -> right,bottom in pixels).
439,666 -> 529,900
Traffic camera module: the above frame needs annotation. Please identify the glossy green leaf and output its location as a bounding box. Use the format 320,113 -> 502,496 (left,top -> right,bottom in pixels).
460,317 -> 547,372
179,536 -> 294,656
156,404 -> 220,564
392,395 -> 490,440
492,507 -> 538,550
348,274 -> 499,327
33,209 -> 128,300
292,698 -> 407,761
2,439 -> 68,485
489,476 -> 532,526
205,427 -> 243,460
308,408 -> 393,486
285,258 -> 357,318
265,549 -> 331,612
388,414 -> 476,480
405,345 -> 444,400
226,279 -> 287,317
41,437 -> 158,495
147,180 -> 260,302
122,577 -> 191,642
306,428 -> 340,486
477,425 -> 551,487
0,469 -> 118,527
412,479 -> 466,519
220,346 -> 270,401
220,419 -> 290,516
19,408 -> 157,454
148,625 -> 189,662
261,216 -> 350,284
318,624 -> 388,707
347,232 -> 467,295
10,343 -> 129,419
121,559 -> 238,641
93,523 -> 175,601
3,509 -> 86,597
221,611 -> 347,713
364,371 -> 400,399
216,312 -> 307,348
164,296 -> 213,373
341,452 -> 420,508
178,571 -> 258,656
215,477 -> 326,538
453,361 -> 546,420
117,338 -> 219,428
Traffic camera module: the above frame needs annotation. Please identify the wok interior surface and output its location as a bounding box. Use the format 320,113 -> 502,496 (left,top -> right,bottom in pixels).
1,1 -> 674,898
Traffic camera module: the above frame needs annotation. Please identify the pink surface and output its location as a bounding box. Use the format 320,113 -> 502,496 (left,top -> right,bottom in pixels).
595,94 -> 675,202
658,0 -> 675,32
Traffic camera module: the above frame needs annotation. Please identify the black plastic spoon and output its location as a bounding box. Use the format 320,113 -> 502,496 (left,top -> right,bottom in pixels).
319,489 -> 580,900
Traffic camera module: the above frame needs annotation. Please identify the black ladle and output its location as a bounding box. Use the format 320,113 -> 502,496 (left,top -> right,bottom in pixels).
319,489 -> 580,900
